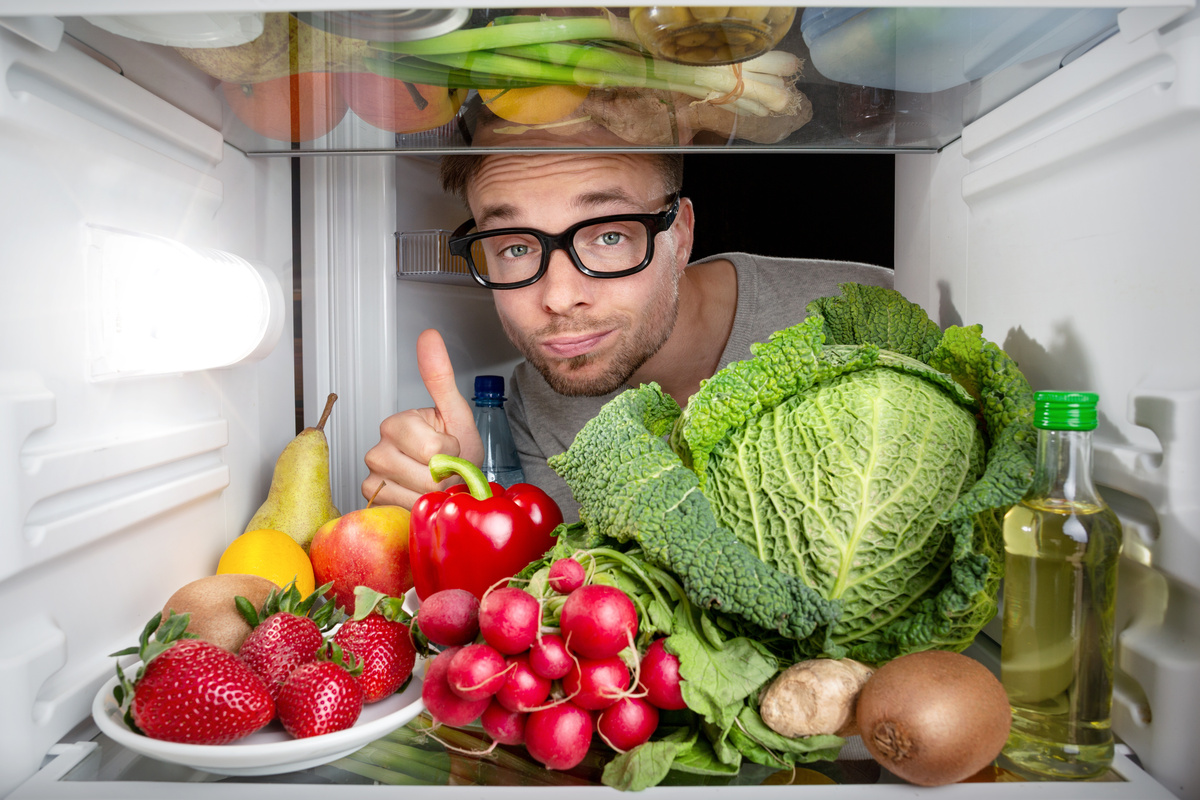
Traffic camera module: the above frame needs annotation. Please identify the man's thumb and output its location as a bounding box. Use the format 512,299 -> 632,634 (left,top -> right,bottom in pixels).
416,329 -> 478,440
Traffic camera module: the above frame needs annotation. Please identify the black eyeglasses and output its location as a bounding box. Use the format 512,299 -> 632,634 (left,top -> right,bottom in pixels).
447,194 -> 681,289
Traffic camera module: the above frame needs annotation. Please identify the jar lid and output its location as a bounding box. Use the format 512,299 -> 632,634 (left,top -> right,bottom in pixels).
294,9 -> 470,43
1034,391 -> 1098,431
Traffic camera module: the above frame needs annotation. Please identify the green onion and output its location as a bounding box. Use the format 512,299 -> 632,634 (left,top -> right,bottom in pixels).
369,15 -> 638,55
364,15 -> 804,119
363,55 -> 556,90
496,42 -> 789,114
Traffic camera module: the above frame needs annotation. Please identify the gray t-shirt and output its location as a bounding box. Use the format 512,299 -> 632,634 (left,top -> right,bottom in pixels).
506,252 -> 894,521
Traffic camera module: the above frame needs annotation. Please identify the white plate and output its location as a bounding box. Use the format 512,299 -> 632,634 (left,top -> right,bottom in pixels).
92,661 -> 425,777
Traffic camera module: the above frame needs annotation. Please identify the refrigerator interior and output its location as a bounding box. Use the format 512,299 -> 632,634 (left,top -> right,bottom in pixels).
1,2 -> 1198,798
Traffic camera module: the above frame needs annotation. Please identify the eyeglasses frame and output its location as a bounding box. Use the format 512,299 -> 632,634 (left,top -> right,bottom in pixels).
447,193 -> 682,290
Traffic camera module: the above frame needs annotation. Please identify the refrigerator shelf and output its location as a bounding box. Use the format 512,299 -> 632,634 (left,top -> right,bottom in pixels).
14,712 -> 1177,800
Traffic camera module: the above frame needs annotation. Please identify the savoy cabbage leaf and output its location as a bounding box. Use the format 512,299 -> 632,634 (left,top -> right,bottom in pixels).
552,283 -> 1034,664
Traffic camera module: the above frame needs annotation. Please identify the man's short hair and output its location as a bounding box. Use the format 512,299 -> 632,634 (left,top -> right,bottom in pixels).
439,152 -> 685,207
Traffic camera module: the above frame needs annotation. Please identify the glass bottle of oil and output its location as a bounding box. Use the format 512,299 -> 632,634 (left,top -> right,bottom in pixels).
1001,391 -> 1123,779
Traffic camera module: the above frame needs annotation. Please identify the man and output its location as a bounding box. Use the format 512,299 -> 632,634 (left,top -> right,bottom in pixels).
362,150 -> 892,519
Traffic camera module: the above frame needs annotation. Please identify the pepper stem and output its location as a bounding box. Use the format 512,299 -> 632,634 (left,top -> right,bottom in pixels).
429,454 -> 494,500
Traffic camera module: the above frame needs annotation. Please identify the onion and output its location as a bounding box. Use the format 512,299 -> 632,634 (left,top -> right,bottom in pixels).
856,650 -> 1011,786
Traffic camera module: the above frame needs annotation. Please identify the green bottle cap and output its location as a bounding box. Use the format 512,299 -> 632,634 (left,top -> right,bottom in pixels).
1034,391 -> 1099,431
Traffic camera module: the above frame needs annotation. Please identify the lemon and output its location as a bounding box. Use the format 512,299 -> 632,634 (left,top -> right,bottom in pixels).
478,84 -> 590,126
217,528 -> 316,597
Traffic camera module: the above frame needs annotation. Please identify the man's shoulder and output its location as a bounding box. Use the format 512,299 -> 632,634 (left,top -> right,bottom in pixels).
725,251 -> 894,289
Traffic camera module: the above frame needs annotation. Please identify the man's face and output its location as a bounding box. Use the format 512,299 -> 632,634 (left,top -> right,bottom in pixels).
466,153 -> 690,397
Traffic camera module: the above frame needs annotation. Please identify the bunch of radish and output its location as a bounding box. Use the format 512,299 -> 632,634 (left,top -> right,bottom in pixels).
415,557 -> 687,771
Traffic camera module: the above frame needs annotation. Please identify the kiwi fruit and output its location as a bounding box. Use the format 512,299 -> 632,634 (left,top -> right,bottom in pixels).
855,650 -> 1012,786
161,573 -> 277,652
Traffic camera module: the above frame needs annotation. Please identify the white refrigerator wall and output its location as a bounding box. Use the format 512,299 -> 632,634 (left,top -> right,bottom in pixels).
299,154 -> 521,515
1,3 -> 1199,799
895,9 -> 1200,797
0,21 -> 295,796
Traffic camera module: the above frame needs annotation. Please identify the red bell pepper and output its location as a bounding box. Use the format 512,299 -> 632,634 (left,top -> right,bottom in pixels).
409,454 -> 563,601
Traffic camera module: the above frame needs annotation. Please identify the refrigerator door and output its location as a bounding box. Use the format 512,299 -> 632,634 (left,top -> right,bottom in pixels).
896,6 -> 1200,796
0,18 -> 295,798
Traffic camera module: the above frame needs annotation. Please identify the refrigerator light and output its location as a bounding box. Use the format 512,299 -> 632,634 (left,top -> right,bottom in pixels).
86,226 -> 284,379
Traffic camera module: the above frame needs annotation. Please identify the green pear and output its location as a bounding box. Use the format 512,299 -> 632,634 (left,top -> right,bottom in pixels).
244,392 -> 341,552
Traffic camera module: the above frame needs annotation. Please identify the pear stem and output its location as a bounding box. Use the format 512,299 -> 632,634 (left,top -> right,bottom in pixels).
316,393 -> 338,431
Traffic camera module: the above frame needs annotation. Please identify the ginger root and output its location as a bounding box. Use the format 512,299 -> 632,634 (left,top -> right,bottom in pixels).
759,658 -> 875,738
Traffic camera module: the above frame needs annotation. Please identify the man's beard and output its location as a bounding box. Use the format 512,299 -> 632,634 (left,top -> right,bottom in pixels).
501,264 -> 680,397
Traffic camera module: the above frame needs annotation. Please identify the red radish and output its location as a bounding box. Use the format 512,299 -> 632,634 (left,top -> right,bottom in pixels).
416,589 -> 480,646
548,558 -> 586,594
495,653 -> 552,713
597,696 -> 660,752
524,702 -> 593,770
528,633 -> 573,680
480,698 -> 527,745
422,646 -> 490,727
564,654 -> 631,711
447,643 -> 510,701
559,584 -> 638,660
639,638 -> 687,710
478,586 -> 541,654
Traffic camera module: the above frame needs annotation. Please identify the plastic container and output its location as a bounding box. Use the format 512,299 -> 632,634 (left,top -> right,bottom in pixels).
800,7 -> 1119,93
473,375 -> 525,488
630,6 -> 795,66
83,13 -> 265,48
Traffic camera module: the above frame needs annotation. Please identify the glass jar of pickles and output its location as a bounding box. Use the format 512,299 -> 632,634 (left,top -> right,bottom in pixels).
630,6 -> 795,66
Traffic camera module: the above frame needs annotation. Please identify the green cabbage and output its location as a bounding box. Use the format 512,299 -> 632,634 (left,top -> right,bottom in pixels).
551,283 -> 1036,663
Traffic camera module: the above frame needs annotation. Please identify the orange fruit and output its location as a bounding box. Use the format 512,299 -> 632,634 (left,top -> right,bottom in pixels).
478,84 -> 590,125
217,528 -> 316,596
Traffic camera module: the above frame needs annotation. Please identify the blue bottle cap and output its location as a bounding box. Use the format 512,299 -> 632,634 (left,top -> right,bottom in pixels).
474,375 -> 505,400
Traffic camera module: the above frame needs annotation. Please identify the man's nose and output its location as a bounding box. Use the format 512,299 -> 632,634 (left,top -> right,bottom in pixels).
537,247 -> 592,315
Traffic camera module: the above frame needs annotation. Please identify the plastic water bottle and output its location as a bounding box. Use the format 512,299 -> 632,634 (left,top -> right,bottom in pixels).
473,375 -> 525,488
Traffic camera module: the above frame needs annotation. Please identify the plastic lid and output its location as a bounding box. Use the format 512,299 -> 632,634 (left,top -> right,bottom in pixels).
1034,391 -> 1099,431
799,7 -> 867,43
295,9 -> 471,42
474,375 -> 505,400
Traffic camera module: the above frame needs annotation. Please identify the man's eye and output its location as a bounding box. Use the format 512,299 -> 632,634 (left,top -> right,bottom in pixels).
502,244 -> 530,258
599,231 -> 624,246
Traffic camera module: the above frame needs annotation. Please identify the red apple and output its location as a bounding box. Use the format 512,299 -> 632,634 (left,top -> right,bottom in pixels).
222,72 -> 348,143
336,72 -> 464,134
309,505 -> 413,615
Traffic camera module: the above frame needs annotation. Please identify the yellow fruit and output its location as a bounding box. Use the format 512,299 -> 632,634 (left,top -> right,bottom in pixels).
217,528 -> 316,596
478,84 -> 590,126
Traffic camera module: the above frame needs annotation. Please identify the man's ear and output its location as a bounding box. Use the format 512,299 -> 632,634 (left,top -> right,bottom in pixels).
672,196 -> 696,271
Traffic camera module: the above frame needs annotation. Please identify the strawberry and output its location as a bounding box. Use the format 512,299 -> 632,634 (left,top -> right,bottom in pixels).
332,587 -> 418,703
111,611 -> 273,745
276,644 -> 364,738
236,580 -> 339,702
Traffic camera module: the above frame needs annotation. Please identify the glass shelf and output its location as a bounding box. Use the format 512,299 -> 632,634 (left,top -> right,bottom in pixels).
70,6 -> 1121,156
